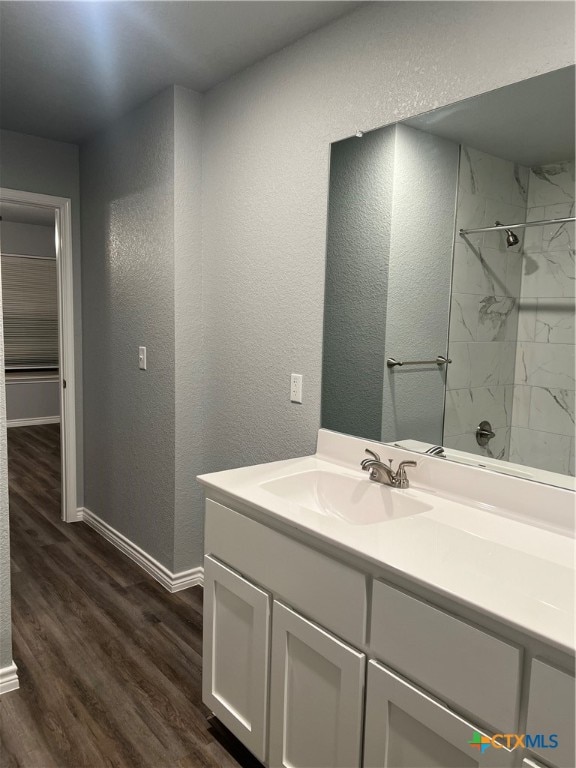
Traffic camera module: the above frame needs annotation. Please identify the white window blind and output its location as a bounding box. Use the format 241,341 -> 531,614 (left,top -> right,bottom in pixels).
1,253 -> 59,370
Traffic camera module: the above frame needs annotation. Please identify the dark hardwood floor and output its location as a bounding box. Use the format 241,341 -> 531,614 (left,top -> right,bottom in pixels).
0,424 -> 261,768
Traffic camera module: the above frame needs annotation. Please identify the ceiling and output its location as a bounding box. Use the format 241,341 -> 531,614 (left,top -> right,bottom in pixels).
0,1 -> 361,144
405,66 -> 575,167
0,201 -> 55,226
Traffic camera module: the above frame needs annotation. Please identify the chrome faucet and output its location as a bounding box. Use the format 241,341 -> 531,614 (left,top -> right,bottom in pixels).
425,445 -> 446,457
361,449 -> 417,489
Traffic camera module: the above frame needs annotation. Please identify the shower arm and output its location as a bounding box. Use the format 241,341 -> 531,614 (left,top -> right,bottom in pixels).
460,215 -> 575,237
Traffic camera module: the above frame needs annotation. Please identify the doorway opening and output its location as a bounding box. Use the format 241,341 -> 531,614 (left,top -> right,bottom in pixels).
1,188 -> 77,523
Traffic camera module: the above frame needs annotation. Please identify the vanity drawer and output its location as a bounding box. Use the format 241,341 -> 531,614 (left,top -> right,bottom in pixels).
525,659 -> 575,768
205,499 -> 367,647
370,580 -> 521,732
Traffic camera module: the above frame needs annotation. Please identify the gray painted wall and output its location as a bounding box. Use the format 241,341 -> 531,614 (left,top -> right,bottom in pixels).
0,129 -> 83,503
201,1 -> 575,490
174,86 -> 205,572
0,3 -> 573,640
5,380 -> 59,422
1,221 -> 56,257
81,85 -> 204,573
323,123 -> 458,445
0,262 -> 12,669
382,124 -> 459,445
322,127 -> 395,441
81,88 -> 178,570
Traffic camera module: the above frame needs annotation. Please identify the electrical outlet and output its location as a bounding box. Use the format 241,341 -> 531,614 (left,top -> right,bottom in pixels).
290,373 -> 303,403
138,346 -> 147,370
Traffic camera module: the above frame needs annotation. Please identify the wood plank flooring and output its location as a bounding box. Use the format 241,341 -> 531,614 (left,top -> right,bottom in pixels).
0,424 -> 262,768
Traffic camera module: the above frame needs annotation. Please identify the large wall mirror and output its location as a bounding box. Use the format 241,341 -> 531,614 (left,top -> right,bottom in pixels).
322,66 -> 575,489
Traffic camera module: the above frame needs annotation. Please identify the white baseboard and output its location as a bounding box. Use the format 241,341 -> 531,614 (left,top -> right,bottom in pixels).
77,508 -> 204,593
0,662 -> 19,695
7,415 -> 60,428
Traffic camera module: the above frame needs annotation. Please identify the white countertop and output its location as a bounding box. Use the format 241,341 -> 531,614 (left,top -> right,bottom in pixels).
198,430 -> 575,656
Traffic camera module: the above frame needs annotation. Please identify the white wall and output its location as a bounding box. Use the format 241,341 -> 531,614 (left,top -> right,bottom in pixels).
201,2 -> 575,488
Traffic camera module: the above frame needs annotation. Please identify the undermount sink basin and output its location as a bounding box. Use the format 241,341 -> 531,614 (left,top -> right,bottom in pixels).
259,469 -> 432,525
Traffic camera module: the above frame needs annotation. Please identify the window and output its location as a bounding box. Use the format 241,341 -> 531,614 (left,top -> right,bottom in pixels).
1,253 -> 58,370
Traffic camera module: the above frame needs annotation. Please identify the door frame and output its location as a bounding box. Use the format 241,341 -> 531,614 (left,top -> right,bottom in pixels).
1,187 -> 78,523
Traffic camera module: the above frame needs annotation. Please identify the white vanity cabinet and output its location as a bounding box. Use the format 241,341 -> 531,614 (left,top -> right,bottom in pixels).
202,496 -> 575,768
370,580 -> 522,733
364,661 -> 514,768
203,551 -> 366,768
524,659 -> 575,768
202,555 -> 270,761
269,601 -> 365,768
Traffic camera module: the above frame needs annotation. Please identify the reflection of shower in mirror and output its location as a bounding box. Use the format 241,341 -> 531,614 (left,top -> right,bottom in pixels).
322,65 -> 575,489
496,222 -> 520,248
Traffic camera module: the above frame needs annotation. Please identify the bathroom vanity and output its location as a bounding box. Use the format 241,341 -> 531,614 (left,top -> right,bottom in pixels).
198,430 -> 575,768
196,62 -> 576,768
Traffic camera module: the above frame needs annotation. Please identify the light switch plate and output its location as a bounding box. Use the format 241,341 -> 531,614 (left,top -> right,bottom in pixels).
138,346 -> 147,370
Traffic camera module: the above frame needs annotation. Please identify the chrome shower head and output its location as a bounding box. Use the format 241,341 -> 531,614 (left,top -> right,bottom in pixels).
506,229 -> 520,248
495,221 -> 520,248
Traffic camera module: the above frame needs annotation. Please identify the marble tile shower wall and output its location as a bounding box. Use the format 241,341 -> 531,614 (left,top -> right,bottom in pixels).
510,161 -> 575,476
444,147 -> 528,460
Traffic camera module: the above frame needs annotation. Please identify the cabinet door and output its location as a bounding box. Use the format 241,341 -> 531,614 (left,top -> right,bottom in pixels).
269,601 -> 365,768
525,659 -> 574,768
202,555 -> 270,762
364,661 -> 515,768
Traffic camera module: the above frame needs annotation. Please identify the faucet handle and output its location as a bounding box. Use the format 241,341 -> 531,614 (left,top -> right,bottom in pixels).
361,448 -> 381,470
395,460 -> 417,489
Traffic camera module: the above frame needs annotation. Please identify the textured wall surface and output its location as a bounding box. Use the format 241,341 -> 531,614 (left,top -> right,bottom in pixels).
0,129 -> 83,503
323,123 -> 458,445
323,127 -> 394,441
81,88 -> 177,569
1,2 -> 573,608
382,124 -> 458,445
174,86 -> 205,572
0,260 -> 13,668
202,1 -> 575,479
